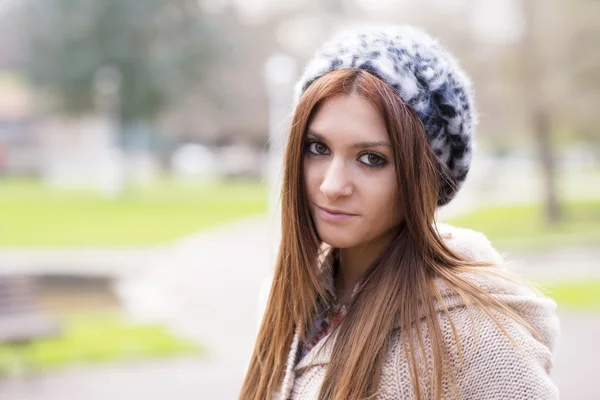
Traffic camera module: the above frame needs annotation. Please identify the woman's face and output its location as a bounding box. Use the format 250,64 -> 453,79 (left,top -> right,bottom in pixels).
303,93 -> 405,250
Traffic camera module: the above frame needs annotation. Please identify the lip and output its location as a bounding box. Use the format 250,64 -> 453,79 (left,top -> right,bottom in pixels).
316,205 -> 357,222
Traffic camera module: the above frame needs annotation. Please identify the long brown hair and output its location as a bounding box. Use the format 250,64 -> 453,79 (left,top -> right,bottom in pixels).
239,69 -> 540,400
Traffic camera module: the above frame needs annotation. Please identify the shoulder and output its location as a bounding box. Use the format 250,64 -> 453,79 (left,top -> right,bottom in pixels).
434,223 -> 561,351
435,222 -> 504,265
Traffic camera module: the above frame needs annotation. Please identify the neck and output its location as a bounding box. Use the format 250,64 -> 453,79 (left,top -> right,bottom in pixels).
334,226 -> 401,303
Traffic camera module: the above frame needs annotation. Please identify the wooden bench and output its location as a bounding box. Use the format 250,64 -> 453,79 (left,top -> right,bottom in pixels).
0,274 -> 62,376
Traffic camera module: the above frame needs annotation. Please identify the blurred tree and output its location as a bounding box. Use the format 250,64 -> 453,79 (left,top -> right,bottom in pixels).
20,0 -> 227,147
565,0 -> 600,160
521,0 -> 562,223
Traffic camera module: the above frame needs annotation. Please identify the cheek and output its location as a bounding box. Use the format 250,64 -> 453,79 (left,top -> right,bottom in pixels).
362,172 -> 400,223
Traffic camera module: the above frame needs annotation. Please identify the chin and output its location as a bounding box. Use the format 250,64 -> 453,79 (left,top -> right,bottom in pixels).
317,230 -> 361,249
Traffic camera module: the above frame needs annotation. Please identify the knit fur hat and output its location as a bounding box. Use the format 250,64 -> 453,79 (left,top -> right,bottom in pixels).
293,25 -> 477,206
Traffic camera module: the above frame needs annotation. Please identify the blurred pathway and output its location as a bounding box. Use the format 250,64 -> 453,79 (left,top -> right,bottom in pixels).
0,213 -> 281,400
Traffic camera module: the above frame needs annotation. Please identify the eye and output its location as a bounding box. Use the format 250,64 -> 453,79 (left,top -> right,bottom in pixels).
307,140 -> 330,155
359,153 -> 386,168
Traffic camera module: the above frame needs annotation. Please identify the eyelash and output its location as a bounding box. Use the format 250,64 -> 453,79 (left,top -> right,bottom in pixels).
304,140 -> 387,169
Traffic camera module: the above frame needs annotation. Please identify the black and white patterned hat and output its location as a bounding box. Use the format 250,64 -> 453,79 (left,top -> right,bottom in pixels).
293,25 -> 477,206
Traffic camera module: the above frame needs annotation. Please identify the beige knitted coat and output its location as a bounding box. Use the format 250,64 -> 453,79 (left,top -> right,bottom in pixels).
256,223 -> 561,400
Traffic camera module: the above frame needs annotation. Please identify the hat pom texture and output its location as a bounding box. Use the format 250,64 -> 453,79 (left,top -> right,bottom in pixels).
293,25 -> 477,206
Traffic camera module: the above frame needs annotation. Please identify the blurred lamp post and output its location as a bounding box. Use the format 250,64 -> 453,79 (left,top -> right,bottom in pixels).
263,53 -> 297,269
93,65 -> 124,198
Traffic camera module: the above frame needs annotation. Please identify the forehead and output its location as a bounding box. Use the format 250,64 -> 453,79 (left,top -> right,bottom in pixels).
307,94 -> 389,145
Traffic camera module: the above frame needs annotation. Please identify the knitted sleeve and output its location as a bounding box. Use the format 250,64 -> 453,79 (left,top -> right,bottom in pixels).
450,305 -> 559,399
385,299 -> 559,399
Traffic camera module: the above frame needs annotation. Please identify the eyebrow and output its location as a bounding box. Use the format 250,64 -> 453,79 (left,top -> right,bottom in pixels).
306,130 -> 392,149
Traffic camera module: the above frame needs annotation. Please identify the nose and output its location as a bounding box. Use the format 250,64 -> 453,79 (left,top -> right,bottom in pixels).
320,157 -> 353,200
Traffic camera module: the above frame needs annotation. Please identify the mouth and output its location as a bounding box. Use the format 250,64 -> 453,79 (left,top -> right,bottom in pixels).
316,205 -> 357,222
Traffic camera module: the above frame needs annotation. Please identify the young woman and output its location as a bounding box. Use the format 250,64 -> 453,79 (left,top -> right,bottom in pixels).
240,25 -> 560,400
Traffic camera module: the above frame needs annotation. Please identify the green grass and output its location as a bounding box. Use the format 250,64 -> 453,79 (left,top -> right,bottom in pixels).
0,313 -> 202,374
443,200 -> 600,251
0,177 -> 268,247
539,281 -> 600,311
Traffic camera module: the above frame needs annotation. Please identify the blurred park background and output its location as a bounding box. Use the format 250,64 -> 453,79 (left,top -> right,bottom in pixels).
0,0 -> 598,398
